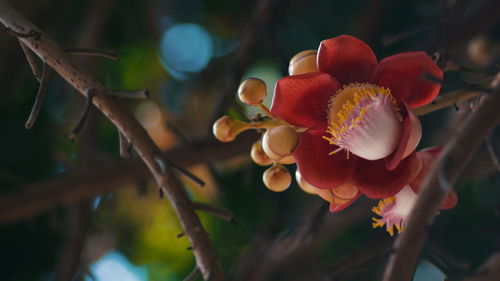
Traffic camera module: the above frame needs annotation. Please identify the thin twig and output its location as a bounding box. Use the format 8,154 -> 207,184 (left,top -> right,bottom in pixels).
25,62 -> 51,129
171,164 -> 206,187
110,89 -> 149,99
382,84 -> 500,281
65,47 -> 119,61
485,135 -> 500,172
19,40 -> 41,81
154,149 -> 203,188
192,202 -> 237,224
68,89 -> 94,140
183,267 -> 201,281
118,131 -> 132,159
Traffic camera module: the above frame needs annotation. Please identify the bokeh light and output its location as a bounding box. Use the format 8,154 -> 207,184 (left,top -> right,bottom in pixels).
413,260 -> 446,281
85,251 -> 147,281
159,23 -> 214,79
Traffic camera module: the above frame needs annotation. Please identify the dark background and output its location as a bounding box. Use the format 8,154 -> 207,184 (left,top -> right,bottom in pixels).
0,0 -> 499,280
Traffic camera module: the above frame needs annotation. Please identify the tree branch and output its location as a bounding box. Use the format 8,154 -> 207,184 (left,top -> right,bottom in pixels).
0,2 -> 223,279
382,84 -> 500,281
0,133 -> 257,224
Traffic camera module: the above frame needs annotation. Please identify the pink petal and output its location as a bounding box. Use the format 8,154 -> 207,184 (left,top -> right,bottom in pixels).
371,52 -> 443,108
317,35 -> 377,84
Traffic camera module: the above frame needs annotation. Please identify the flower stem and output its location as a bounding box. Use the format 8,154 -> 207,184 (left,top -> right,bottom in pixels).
415,90 -> 483,116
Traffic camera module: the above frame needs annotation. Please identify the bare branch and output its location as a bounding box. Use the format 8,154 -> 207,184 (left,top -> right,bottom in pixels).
64,47 -> 119,61
25,62 -> 51,129
415,89 -> 483,116
192,202 -> 237,224
382,84 -> 500,281
3,26 -> 39,38
0,2 -> 223,279
68,89 -> 95,140
19,40 -> 41,80
110,89 -> 149,99
0,133 -> 257,224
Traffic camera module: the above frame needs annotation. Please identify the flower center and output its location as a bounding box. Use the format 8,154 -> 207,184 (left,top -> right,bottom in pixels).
371,185 -> 417,236
324,83 -> 402,160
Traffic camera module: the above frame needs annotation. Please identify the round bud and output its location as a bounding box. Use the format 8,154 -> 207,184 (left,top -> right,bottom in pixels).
212,116 -> 244,142
278,155 -> 296,165
288,50 -> 318,76
251,140 -> 273,166
262,125 -> 299,160
295,170 -> 318,194
238,78 -> 267,105
263,164 -> 291,192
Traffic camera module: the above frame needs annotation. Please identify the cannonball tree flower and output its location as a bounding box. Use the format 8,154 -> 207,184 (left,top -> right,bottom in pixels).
372,147 -> 458,235
272,35 -> 443,211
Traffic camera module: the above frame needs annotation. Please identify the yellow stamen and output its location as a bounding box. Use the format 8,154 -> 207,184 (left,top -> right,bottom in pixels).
371,196 -> 405,236
371,197 -> 395,215
325,83 -> 399,145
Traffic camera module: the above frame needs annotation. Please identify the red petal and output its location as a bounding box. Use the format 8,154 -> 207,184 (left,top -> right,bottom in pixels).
371,52 -> 442,108
293,131 -> 356,189
353,152 -> 417,199
410,148 -> 458,209
385,103 -> 422,170
270,72 -> 340,131
317,35 -> 377,84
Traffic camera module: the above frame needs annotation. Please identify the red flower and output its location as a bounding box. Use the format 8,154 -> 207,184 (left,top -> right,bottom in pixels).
372,147 -> 457,235
271,35 -> 443,211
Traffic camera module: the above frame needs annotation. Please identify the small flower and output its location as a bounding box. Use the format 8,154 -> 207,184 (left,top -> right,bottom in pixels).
372,147 -> 458,235
270,35 -> 443,210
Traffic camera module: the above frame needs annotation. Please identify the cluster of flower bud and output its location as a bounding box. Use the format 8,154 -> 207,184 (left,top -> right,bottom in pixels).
212,50 -> 323,194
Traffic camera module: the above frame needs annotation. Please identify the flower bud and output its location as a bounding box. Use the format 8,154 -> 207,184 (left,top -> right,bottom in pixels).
251,140 -> 273,166
263,163 -> 291,192
278,155 -> 296,165
262,125 -> 299,160
295,170 -> 318,194
212,116 -> 246,142
467,36 -> 491,66
288,50 -> 318,75
238,78 -> 267,105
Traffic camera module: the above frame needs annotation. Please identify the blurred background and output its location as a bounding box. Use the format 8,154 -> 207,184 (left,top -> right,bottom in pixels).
0,0 -> 499,280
